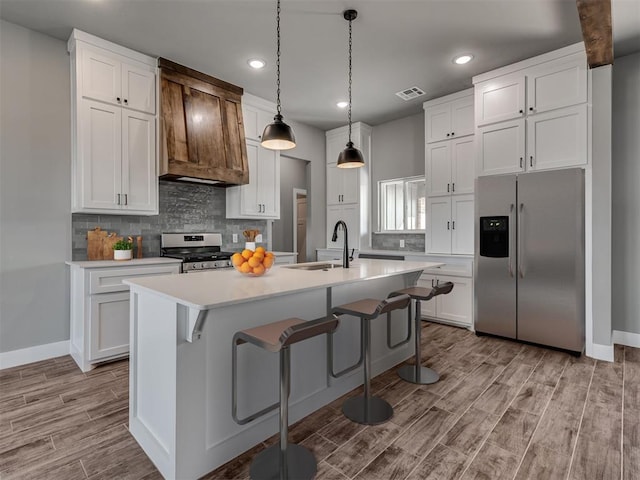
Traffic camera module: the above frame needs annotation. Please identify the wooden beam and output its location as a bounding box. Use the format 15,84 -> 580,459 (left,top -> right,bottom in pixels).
576,0 -> 613,68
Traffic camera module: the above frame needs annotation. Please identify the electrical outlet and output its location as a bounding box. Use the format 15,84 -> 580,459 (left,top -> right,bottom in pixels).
399,239 -> 405,248
232,233 -> 238,243
255,234 -> 263,243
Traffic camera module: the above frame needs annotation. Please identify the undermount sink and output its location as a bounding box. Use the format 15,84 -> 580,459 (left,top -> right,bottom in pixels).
283,263 -> 343,271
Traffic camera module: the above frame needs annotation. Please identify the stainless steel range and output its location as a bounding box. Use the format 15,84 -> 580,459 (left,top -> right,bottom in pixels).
160,233 -> 234,272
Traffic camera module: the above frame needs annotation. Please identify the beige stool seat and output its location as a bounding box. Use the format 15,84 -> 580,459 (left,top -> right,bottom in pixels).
232,315 -> 339,480
390,281 -> 454,385
331,294 -> 411,425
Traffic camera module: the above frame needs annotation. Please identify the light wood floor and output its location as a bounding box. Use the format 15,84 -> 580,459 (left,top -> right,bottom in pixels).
1,323 -> 638,479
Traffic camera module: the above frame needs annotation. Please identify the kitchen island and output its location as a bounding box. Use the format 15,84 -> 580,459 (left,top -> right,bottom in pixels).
125,259 -> 442,479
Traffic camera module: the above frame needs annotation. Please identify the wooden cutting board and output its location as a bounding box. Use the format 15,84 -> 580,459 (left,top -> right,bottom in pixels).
87,227 -> 108,260
87,227 -> 123,260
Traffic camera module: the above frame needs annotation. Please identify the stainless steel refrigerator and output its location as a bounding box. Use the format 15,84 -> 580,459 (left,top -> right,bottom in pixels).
475,168 -> 584,353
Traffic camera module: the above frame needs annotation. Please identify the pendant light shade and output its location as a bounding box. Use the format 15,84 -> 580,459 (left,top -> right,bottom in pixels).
262,0 -> 296,150
337,9 -> 364,169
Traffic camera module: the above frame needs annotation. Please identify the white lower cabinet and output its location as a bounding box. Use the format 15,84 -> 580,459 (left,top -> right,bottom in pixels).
69,260 -> 181,372
418,272 -> 473,328
427,195 -> 474,254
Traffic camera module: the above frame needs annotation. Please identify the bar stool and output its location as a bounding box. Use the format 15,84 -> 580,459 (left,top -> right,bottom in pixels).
232,315 -> 339,480
389,282 -> 454,385
330,294 -> 411,425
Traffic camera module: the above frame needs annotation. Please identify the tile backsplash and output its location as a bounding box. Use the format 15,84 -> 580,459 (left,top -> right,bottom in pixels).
72,181 -> 268,260
371,232 -> 425,252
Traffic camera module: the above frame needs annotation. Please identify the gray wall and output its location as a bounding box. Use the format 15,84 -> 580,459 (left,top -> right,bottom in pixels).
612,52 -> 640,335
72,181 -> 268,259
285,120 -> 326,261
370,112 -> 425,250
0,20 -> 72,353
272,156 -> 308,254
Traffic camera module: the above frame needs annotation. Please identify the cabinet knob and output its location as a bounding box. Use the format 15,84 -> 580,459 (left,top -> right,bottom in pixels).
446,133 -> 450,137
116,97 -> 121,103
529,107 -> 534,112
530,156 -> 534,167
452,183 -> 455,192
124,99 -> 128,104
451,132 -> 455,136
520,157 -> 523,168
447,221 -> 450,230
447,183 -> 450,193
519,109 -> 523,114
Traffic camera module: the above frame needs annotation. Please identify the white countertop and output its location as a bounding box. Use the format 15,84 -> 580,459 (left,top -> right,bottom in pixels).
65,257 -> 183,268
125,259 -> 443,310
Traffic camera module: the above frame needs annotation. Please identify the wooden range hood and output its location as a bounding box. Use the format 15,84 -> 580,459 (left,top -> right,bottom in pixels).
159,58 -> 249,186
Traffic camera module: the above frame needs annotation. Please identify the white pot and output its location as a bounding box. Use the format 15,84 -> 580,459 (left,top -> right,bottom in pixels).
245,242 -> 256,251
114,249 -> 133,261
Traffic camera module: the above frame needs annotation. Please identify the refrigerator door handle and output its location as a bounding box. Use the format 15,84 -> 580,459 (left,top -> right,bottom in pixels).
519,202 -> 525,278
509,203 -> 515,277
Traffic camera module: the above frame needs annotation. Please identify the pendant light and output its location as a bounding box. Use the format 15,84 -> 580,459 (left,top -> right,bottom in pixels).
337,9 -> 364,169
261,0 -> 296,150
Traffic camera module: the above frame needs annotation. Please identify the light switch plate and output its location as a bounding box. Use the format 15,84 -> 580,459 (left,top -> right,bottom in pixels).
399,239 -> 405,248
232,234 -> 238,243
255,234 -> 263,243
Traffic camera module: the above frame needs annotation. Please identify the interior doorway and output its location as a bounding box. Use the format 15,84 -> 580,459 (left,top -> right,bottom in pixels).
293,189 -> 307,263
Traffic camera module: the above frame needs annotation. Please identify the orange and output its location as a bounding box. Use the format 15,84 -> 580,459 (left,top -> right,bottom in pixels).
239,262 -> 252,273
241,249 -> 253,260
231,253 -> 245,266
252,264 -> 265,276
265,251 -> 274,258
263,256 -> 274,269
248,256 -> 261,268
252,252 -> 265,262
255,246 -> 266,254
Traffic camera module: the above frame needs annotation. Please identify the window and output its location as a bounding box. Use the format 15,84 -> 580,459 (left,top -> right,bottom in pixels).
378,176 -> 426,232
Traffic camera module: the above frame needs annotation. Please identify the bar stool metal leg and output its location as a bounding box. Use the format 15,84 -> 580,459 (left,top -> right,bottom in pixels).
342,319 -> 394,425
397,299 -> 440,385
250,347 -> 316,480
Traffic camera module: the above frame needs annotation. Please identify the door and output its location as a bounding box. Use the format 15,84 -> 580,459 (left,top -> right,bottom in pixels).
257,146 -> 279,217
527,104 -> 587,171
326,204 -> 359,250
80,99 -> 122,210
450,96 -> 474,138
426,142 -> 451,196
122,109 -> 156,212
475,175 -> 517,338
240,142 -> 261,216
81,48 -> 121,106
451,137 -> 475,194
122,62 -> 156,114
437,276 -> 472,327
451,195 -> 474,255
478,119 -> 525,176
526,54 -> 587,114
424,103 -> 451,143
476,73 -> 525,126
326,162 -> 342,205
516,169 -> 584,351
296,194 -> 307,263
427,197 -> 451,254
89,291 -> 130,361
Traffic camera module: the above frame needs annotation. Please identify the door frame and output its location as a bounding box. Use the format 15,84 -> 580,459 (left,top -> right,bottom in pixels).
292,188 -> 307,262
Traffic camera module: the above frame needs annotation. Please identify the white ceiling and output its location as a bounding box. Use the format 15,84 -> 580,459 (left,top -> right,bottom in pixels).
1,0 -> 638,130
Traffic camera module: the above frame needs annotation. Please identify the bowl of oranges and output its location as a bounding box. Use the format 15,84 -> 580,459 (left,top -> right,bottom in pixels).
231,246 -> 276,277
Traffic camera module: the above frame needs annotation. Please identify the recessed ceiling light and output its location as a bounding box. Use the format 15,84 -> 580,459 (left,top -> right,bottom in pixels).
453,54 -> 474,65
248,59 -> 266,69
336,101 -> 349,108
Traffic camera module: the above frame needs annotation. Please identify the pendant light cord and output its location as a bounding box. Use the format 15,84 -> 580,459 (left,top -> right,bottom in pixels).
347,15 -> 353,143
276,0 -> 282,116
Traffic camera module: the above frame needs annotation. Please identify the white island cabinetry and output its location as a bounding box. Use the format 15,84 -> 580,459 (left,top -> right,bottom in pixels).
125,259 -> 441,479
67,258 -> 181,372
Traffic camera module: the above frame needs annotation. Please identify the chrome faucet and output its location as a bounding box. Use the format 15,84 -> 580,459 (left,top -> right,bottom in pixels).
332,220 -> 350,268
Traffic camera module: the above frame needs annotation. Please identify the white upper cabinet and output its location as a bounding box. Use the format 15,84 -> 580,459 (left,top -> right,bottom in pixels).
69,30 -> 158,215
426,136 -> 474,196
426,142 -> 451,196
451,137 -> 475,195
526,53 -> 587,115
474,43 -> 589,176
81,46 -> 156,115
425,94 -> 474,143
327,161 -> 359,205
326,203 -> 359,250
475,73 -> 525,126
226,96 -> 281,219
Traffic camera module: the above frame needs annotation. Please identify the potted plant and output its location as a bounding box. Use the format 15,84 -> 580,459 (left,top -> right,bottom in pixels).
113,239 -> 133,261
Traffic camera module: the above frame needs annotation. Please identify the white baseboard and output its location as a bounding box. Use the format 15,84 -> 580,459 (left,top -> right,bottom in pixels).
0,341 -> 70,370
587,342 -> 614,362
613,330 -> 640,348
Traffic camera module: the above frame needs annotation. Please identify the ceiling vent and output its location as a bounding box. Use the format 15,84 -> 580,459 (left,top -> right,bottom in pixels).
395,86 -> 425,101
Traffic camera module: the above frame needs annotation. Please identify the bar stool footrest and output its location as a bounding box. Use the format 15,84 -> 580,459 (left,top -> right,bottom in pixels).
397,364 -> 440,385
342,395 -> 393,425
250,443 -> 317,480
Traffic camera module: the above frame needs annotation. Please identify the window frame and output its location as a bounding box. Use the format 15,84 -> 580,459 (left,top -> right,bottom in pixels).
377,175 -> 426,233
